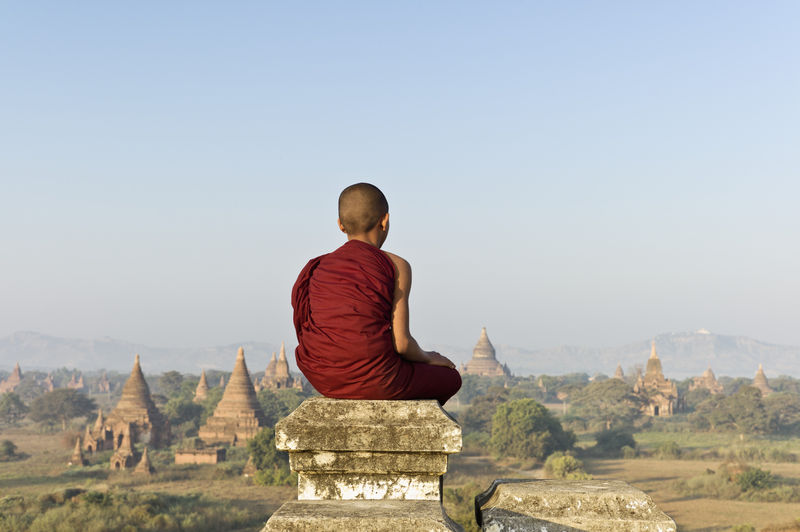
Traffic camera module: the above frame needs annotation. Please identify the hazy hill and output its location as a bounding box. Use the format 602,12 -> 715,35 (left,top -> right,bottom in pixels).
0,331 -> 284,375
2,330 -> 798,379
436,330 -> 800,380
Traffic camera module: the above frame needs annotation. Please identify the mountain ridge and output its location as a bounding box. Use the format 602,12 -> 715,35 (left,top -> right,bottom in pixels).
2,330 -> 798,379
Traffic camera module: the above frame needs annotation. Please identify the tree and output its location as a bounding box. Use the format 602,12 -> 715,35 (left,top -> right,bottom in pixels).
0,392 -> 28,425
690,386 -> 768,434
257,389 -> 291,427
569,379 -> 643,431
159,371 -> 184,398
461,387 -> 509,434
28,389 -> 96,430
765,392 -> 800,434
593,427 -> 636,457
247,427 -> 293,486
490,398 -> 575,460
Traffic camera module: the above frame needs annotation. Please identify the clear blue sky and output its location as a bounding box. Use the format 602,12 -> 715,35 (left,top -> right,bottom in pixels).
2,1 -> 798,351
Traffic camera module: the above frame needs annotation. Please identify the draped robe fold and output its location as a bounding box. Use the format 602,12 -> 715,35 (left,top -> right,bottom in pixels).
291,239 -> 415,399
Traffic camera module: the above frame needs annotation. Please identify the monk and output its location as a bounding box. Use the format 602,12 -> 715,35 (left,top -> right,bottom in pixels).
291,183 -> 462,404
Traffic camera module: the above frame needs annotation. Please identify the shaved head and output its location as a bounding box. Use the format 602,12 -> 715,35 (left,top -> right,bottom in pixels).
338,183 -> 389,235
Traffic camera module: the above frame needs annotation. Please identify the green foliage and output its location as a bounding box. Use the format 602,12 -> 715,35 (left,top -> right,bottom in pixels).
274,388 -> 309,413
621,445 -> 637,459
690,386 -> 768,433
765,392 -> 800,434
0,392 -> 29,425
0,489 -> 262,532
490,398 -> 575,460
593,428 -> 636,457
246,427 -> 294,486
454,374 -> 505,405
731,525 -> 755,532
442,481 -> 482,532
462,387 -> 508,434
682,387 -> 711,412
162,397 -> 204,437
256,389 -> 291,427
569,379 -> 643,431
544,451 -> 591,480
28,389 -> 96,430
157,371 -> 184,398
735,467 -> 775,491
462,431 -> 491,456
654,441 -> 682,459
1,439 -> 19,461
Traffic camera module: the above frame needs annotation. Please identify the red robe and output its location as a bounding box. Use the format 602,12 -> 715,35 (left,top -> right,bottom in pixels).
291,239 -> 415,399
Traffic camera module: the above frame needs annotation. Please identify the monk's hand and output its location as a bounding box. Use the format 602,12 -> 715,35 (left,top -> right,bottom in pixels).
426,351 -> 456,369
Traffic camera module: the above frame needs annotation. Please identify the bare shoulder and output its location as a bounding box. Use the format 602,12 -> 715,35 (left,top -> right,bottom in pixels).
382,251 -> 411,276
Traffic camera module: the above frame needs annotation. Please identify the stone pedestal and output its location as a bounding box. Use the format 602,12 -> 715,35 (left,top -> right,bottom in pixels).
263,398 -> 462,531
475,479 -> 676,532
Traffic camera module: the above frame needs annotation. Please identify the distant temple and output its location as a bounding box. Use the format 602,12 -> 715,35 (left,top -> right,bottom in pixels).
259,342 -> 303,391
753,364 -> 773,397
67,372 -> 84,390
198,347 -> 267,446
613,364 -> 625,380
634,341 -> 677,417
689,367 -> 723,395
104,354 -> 170,448
193,369 -> 209,403
461,328 -> 511,378
84,408 -> 113,453
97,371 -> 111,393
43,373 -> 55,392
0,362 -> 22,393
109,424 -> 136,470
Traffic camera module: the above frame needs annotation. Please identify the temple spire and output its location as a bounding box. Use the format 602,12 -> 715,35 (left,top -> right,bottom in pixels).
194,369 -> 209,403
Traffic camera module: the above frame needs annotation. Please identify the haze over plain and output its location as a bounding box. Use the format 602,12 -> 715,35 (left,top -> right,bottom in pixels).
2,2 -> 798,363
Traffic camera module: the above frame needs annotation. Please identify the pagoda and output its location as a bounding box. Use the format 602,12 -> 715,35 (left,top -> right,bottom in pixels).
110,424 -> 136,470
193,369 -> 209,403
634,340 -> 678,417
97,371 -> 111,393
105,354 -> 169,448
753,364 -> 773,397
68,436 -> 87,466
261,342 -> 302,390
134,447 -> 154,475
613,364 -> 625,380
198,347 -> 267,446
83,408 -> 113,453
461,328 -> 511,377
689,367 -> 723,395
0,362 -> 22,393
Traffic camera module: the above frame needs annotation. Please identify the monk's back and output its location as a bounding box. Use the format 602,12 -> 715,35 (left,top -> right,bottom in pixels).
293,239 -> 411,399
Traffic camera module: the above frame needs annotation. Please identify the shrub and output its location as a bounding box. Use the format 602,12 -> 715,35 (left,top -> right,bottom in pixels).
735,467 -> 775,492
655,441 -> 681,459
544,452 -> 591,480
0,439 -> 18,459
621,445 -> 638,459
732,525 -> 756,532
593,428 -> 636,457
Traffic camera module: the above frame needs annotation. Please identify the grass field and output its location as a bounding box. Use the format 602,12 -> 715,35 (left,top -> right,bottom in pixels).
5,424 -> 800,531
0,427 -> 293,531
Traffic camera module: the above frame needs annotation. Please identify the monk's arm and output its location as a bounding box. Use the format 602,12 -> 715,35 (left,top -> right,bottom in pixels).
384,251 -> 456,369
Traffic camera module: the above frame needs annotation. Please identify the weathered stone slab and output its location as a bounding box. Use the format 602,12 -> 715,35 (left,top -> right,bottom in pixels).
263,500 -> 463,531
299,473 -> 441,500
275,398 -> 461,453
276,398 -> 461,501
290,450 -> 448,474
476,479 -> 676,532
